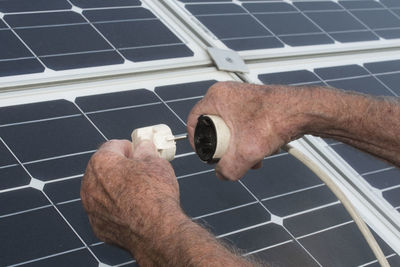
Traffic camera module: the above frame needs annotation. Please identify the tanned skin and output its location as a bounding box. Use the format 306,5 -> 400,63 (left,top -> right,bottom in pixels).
81,81 -> 400,266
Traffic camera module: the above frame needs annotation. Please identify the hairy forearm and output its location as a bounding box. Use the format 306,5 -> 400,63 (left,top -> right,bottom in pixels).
299,86 -> 400,167
130,209 -> 255,266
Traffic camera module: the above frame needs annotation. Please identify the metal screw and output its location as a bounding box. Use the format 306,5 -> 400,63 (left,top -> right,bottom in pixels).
225,57 -> 233,63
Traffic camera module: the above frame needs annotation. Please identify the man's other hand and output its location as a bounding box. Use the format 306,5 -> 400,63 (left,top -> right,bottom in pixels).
81,139 -> 183,258
187,81 -> 309,181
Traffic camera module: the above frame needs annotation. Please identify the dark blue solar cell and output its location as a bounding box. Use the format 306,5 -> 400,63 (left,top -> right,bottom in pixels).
179,172 -> 254,217
70,0 -> 141,8
363,168 -> 400,190
255,13 -> 322,35
243,2 -> 297,13
0,116 -> 106,162
41,50 -> 123,71
58,200 -> 99,244
186,3 -> 246,15
383,187 -> 400,207
90,243 -> 133,266
375,29 -> 400,39
364,59 -> 400,73
0,30 -> 33,60
86,104 -> 190,154
0,207 -> 82,266
332,144 -> 391,174
83,7 -> 155,22
167,98 -> 201,123
0,58 -> 45,77
0,99 -> 79,126
26,153 -> 92,181
0,141 -> 16,166
223,36 -> 284,51
196,14 -> 271,39
0,188 -> 48,216
263,186 -> 337,217
76,88 -> 158,112
306,11 -> 366,32
26,249 -> 97,267
121,44 -> 194,62
0,165 -> 31,190
197,203 -> 270,236
44,177 -> 82,204
330,31 -> 378,42
328,76 -> 395,96
171,154 -> 211,178
377,73 -> 400,95
252,241 -> 319,267
380,0 -> 400,8
15,24 -> 112,56
5,11 -> 86,28
339,0 -> 384,9
284,204 -> 351,237
0,20 -> 7,28
259,70 -> 320,85
155,80 -> 216,101
222,224 -> 291,252
332,75 -> 385,95
280,33 -> 333,46
300,223 -> 392,266
351,10 -> 400,29
93,20 -> 183,48
242,155 -> 322,200
314,64 -> 369,80
0,0 -> 71,13
294,1 -> 343,11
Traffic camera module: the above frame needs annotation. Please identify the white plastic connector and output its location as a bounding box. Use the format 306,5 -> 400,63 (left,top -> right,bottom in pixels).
205,115 -> 231,160
131,124 -> 176,161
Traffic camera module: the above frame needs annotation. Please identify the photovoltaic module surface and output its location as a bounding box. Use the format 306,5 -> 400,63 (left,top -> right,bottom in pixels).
1,0 -> 400,266
0,76 -> 398,266
176,0 -> 400,51
0,0 -> 194,77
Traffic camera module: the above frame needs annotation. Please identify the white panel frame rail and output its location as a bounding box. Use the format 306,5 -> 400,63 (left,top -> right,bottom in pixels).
0,0 -> 211,91
162,0 -> 400,61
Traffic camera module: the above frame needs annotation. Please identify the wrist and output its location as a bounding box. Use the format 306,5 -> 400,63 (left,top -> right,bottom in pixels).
128,203 -> 191,263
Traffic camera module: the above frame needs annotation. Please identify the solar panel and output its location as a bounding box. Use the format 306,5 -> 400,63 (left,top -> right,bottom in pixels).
166,0 -> 400,58
1,0 -> 400,265
249,56 -> 400,234
0,68 -> 397,266
0,0 -> 206,86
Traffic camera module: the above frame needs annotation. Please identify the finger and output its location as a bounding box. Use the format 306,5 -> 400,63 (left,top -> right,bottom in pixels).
251,161 -> 263,170
214,146 -> 253,181
132,140 -> 158,160
99,139 -> 133,159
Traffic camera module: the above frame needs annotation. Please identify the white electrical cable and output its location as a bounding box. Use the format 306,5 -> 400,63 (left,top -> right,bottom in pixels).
284,144 -> 390,267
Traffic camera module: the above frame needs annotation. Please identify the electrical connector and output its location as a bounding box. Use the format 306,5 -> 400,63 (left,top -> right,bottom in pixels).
131,124 -> 176,161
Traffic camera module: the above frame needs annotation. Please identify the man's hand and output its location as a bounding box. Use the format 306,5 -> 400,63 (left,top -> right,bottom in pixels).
81,139 -> 256,266
187,81 -> 310,181
81,139 -> 186,263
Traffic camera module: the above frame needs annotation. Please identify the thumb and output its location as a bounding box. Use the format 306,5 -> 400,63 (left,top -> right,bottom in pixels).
132,140 -> 159,160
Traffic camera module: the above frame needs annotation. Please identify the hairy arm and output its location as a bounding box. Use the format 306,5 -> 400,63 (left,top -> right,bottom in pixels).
187,81 -> 400,180
81,140 -> 254,266
303,87 -> 400,167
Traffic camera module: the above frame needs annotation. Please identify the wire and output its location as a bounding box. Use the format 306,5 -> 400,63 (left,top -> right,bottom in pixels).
284,144 -> 390,267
